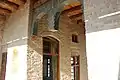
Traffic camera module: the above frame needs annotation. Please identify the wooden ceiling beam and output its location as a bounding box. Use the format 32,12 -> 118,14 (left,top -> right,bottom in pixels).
8,0 -> 26,5
67,9 -> 82,17
0,1 -> 18,12
62,5 -> 81,14
0,7 -> 11,15
69,13 -> 83,19
63,2 -> 81,10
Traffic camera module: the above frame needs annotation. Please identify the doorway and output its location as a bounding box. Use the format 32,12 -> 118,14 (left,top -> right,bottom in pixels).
43,37 -> 59,80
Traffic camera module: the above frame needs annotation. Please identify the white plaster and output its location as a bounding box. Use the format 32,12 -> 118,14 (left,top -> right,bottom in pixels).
86,28 -> 120,80
5,45 -> 27,80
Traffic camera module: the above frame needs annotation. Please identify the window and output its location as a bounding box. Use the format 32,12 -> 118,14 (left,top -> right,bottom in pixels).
72,34 -> 78,43
32,21 -> 38,35
54,12 -> 61,30
43,37 -> 59,80
71,56 -> 80,80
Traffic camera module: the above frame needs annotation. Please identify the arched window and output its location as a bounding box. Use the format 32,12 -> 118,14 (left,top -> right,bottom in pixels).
54,12 -> 61,30
43,37 -> 59,80
32,20 -> 38,35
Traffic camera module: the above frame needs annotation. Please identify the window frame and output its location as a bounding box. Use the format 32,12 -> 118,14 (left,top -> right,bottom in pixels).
72,34 -> 78,43
32,20 -> 38,36
43,37 -> 60,80
71,56 -> 80,80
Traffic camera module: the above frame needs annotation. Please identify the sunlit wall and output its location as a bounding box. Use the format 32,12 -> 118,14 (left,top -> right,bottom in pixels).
86,28 -> 120,80
5,45 -> 27,80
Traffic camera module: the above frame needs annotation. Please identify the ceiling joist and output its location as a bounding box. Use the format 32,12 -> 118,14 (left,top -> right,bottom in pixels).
8,0 -> 25,5
0,1 -> 18,12
67,9 -> 82,16
62,5 -> 81,14
63,2 -> 81,10
0,7 -> 11,15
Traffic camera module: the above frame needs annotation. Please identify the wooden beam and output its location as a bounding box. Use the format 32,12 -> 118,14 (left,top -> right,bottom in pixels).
0,7 -> 11,15
69,13 -> 83,19
62,5 -> 81,14
33,0 -> 49,8
0,1 -> 18,12
8,0 -> 25,5
63,2 -> 81,10
67,9 -> 82,17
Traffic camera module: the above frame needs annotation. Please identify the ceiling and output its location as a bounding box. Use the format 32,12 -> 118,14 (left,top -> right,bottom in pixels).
62,1 -> 84,24
0,0 -> 83,28
0,0 -> 26,27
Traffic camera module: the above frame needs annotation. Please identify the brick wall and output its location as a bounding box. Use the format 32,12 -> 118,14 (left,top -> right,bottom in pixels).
27,14 -> 88,80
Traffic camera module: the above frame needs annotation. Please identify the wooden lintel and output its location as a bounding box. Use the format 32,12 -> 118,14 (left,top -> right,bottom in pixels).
8,0 -> 25,5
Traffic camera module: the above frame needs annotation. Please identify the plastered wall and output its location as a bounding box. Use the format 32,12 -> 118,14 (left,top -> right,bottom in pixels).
1,2 -> 29,80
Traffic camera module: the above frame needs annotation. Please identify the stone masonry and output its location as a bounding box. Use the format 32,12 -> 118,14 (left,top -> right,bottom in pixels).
27,12 -> 88,80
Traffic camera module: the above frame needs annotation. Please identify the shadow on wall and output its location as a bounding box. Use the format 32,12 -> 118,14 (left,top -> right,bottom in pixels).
84,0 -> 120,33
85,14 -> 120,33
2,36 -> 28,50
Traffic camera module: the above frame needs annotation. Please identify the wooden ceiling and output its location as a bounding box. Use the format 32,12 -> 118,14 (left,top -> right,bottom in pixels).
0,0 -> 26,26
62,2 -> 83,24
0,0 -> 83,28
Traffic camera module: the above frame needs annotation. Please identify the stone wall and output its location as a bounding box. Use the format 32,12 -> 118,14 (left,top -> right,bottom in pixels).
27,14 -> 88,80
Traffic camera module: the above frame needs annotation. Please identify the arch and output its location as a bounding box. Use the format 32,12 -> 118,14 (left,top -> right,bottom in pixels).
36,12 -> 47,20
31,13 -> 48,36
31,0 -> 84,35
43,36 -> 59,44
42,36 -> 60,80
42,35 -> 60,42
